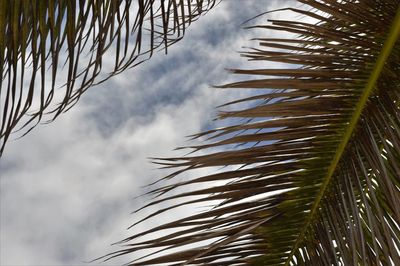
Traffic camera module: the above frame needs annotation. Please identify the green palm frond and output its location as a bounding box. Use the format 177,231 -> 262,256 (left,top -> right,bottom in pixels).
104,0 -> 400,265
0,0 -> 217,155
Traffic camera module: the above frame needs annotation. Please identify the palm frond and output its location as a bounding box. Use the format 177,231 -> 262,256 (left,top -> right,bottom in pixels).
0,0 -> 218,156
104,0 -> 400,265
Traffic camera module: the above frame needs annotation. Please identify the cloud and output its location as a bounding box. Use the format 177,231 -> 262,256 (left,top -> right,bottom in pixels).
0,1 -> 295,265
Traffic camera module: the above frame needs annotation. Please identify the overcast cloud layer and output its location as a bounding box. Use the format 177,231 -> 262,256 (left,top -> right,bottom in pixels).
0,1 -> 295,265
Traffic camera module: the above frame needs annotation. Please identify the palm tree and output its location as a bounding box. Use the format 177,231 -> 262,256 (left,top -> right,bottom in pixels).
2,0 -> 399,265
0,0 -> 217,155
97,0 -> 399,265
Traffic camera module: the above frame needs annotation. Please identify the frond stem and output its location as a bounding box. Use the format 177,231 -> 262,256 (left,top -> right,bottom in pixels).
284,5 -> 400,265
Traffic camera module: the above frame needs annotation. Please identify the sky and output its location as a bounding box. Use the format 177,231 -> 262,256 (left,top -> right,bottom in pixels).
0,1 -> 296,265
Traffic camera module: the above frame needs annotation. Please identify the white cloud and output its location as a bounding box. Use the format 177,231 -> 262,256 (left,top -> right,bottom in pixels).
0,1 -> 295,265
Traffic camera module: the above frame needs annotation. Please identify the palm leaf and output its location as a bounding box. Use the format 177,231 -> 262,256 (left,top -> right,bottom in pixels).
0,0 -> 218,156
103,0 -> 400,265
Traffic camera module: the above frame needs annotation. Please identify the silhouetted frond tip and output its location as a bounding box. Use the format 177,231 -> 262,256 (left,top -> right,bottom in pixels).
0,0 -> 218,156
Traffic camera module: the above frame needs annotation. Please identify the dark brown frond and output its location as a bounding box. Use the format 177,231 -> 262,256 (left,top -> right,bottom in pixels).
104,0 -> 400,265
